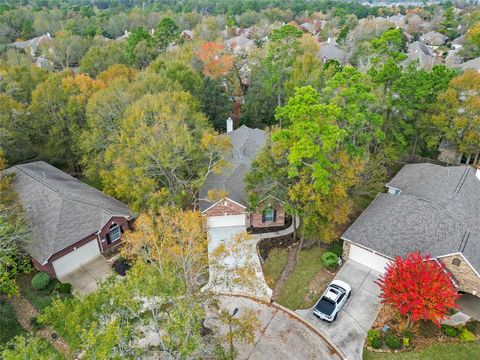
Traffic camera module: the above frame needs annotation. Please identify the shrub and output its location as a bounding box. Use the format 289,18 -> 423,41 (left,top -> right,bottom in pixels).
56,282 -> 72,294
367,329 -> 382,348
465,320 -> 480,334
29,316 -> 43,330
442,324 -> 459,337
459,328 -> 476,342
402,337 -> 410,348
31,272 -> 51,290
401,328 -> 414,340
321,252 -> 338,267
385,333 -> 402,350
370,337 -> 382,349
113,259 -> 131,276
327,240 -> 343,257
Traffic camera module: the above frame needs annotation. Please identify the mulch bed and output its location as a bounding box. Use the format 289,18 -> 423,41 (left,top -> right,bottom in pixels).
371,304 -> 480,352
257,232 -> 298,262
248,216 -> 293,234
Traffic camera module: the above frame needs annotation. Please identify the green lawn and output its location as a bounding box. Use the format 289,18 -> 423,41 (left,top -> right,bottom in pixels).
262,248 -> 289,288
18,273 -> 71,312
276,247 -> 327,310
0,299 -> 25,346
363,341 -> 480,360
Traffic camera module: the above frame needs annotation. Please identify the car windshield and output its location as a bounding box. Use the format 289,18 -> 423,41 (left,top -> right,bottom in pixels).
315,297 -> 336,316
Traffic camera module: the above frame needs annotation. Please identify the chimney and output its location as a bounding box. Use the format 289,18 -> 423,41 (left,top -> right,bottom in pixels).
476,166 -> 480,181
226,117 -> 233,133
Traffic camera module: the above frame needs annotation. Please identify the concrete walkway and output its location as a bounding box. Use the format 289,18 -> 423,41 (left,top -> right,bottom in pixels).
205,217 -> 299,302
205,294 -> 346,360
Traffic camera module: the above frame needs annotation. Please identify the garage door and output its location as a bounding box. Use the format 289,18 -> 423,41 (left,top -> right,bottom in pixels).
52,240 -> 100,277
348,244 -> 391,274
207,215 -> 246,228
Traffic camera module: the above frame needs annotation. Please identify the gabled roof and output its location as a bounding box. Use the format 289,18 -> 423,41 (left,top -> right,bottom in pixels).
316,38 -> 347,64
342,164 -> 480,272
457,57 -> 480,72
199,125 -> 266,212
420,31 -> 447,46
6,161 -> 134,264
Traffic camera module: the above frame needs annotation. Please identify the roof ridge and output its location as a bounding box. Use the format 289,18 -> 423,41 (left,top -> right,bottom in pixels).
15,163 -> 119,216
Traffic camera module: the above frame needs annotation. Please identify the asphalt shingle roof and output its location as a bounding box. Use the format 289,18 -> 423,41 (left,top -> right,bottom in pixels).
199,125 -> 266,212
342,164 -> 480,271
6,161 -> 134,264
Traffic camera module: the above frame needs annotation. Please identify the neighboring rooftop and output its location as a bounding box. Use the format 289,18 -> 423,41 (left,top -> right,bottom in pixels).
6,161 -> 134,264
342,164 -> 480,271
316,38 -> 347,64
457,57 -> 480,72
199,125 -> 266,212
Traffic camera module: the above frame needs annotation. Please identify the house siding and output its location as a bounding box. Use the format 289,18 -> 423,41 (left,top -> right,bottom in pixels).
342,241 -> 351,262
441,255 -> 480,296
31,216 -> 134,278
250,205 -> 285,228
98,216 -> 132,252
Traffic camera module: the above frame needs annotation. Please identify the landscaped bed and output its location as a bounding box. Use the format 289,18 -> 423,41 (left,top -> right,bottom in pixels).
365,303 -> 480,358
0,299 -> 25,346
17,272 -> 72,312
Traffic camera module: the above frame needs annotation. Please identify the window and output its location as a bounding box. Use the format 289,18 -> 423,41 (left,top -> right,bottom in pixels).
262,207 -> 276,222
109,224 -> 121,243
452,258 -> 461,267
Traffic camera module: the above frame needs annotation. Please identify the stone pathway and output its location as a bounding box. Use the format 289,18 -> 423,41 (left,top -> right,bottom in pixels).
7,295 -> 72,358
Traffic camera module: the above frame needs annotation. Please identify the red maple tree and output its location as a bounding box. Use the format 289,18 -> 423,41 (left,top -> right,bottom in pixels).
376,252 -> 459,328
196,42 -> 233,79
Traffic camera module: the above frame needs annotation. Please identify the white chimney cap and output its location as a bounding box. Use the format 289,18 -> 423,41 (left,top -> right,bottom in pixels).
226,117 -> 233,133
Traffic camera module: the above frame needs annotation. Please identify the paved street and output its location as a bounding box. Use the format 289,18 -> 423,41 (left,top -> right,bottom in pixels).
297,260 -> 381,360
206,295 -> 345,360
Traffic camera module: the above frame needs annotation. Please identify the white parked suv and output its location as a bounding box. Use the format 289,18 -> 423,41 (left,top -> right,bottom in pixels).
313,280 -> 351,322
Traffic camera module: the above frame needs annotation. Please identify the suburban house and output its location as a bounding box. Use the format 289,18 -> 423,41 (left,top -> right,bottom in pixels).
6,161 -> 135,278
406,41 -> 436,70
11,33 -> 51,56
316,38 -> 347,65
342,164 -> 480,300
420,31 -> 448,47
199,121 -> 285,230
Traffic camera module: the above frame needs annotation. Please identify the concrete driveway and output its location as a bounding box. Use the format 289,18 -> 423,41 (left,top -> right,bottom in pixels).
297,260 -> 381,360
206,295 -> 345,360
58,255 -> 112,296
457,293 -> 480,320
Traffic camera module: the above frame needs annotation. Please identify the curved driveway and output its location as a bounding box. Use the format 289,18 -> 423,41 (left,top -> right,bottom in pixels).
206,294 -> 346,360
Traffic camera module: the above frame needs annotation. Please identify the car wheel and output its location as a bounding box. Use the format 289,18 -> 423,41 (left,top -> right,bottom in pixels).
333,313 -> 337,321
347,292 -> 351,299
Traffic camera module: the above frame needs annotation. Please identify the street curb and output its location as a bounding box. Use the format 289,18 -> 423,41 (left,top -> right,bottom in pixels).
216,292 -> 348,360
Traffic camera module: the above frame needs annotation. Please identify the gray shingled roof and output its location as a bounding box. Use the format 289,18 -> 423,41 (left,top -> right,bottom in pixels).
317,39 -> 347,64
199,125 -> 266,212
6,161 -> 134,264
342,164 -> 480,271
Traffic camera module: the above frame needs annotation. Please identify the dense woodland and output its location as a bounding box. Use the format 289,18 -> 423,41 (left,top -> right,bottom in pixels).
1,0 -> 480,358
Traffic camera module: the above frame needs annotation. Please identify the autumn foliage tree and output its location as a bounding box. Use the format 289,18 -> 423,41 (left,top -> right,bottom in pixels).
196,42 -> 233,79
376,252 -> 459,329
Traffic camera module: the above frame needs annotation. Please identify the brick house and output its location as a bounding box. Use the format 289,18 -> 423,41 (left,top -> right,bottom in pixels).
6,161 -> 135,278
199,122 -> 285,229
341,164 -> 480,301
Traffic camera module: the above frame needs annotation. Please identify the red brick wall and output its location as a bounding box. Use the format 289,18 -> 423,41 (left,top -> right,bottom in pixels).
204,198 -> 246,216
30,216 -> 134,278
98,216 -> 131,252
250,204 -> 285,228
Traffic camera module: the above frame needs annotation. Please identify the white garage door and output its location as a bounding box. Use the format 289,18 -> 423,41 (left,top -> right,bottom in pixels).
349,244 -> 391,274
52,240 -> 100,277
207,215 -> 246,228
